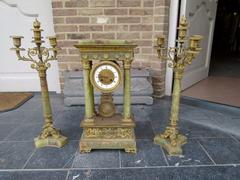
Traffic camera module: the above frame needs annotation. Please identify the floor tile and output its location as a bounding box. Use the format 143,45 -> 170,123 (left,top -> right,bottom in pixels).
165,139 -> 213,166
213,117 -> 240,137
132,106 -> 151,122
67,166 -> 240,180
5,123 -> 42,141
0,110 -> 29,124
179,105 -> 210,121
72,150 -> 120,168
54,108 -> 84,125
0,142 -> 35,169
199,138 -> 240,164
120,140 -> 167,167
17,96 -> 41,111
231,134 -> 240,143
149,106 -> 170,122
25,141 -> 78,169
0,124 -> 18,140
0,108 -> 44,124
152,98 -> 171,109
181,96 -> 240,118
149,107 -> 169,133
179,121 -> 230,138
0,171 -> 68,180
135,121 -> 154,139
55,123 -> 82,141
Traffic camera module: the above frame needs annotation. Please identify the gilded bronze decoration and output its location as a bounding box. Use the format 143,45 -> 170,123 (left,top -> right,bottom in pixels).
75,40 -> 137,153
154,16 -> 203,155
10,19 -> 68,148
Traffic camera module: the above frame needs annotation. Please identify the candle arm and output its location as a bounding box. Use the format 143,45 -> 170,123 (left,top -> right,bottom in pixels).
15,49 -> 36,63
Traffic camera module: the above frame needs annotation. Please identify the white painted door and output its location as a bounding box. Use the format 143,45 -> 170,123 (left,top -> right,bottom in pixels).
0,0 -> 60,92
180,0 -> 218,90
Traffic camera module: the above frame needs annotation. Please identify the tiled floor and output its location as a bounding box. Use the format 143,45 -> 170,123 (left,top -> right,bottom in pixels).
0,94 -> 240,180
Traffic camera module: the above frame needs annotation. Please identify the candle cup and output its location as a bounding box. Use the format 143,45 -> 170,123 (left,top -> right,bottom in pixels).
33,30 -> 42,42
11,36 -> 24,48
189,35 -> 202,50
47,36 -> 57,48
157,36 -> 165,48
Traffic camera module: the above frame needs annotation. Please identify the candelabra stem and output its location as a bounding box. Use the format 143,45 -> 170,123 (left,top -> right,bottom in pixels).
154,70 -> 187,156
169,72 -> 182,126
34,64 -> 68,148
40,69 -> 52,121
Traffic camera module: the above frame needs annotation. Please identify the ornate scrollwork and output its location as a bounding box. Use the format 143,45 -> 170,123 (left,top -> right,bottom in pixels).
159,45 -> 198,76
84,127 -> 133,139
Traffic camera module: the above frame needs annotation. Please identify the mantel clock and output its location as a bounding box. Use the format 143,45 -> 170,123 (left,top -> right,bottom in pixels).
75,40 -> 137,153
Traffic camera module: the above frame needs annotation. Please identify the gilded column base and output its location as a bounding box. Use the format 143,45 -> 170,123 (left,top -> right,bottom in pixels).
81,118 -> 94,126
154,133 -> 187,156
122,118 -> 134,126
34,127 -> 68,148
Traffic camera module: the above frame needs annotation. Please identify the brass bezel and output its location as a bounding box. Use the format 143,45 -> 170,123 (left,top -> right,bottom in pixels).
90,61 -> 122,93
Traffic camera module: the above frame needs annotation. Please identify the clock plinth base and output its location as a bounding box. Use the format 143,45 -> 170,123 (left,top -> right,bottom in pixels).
79,114 -> 136,153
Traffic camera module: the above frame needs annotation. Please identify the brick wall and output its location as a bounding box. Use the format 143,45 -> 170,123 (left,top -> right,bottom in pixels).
51,0 -> 170,97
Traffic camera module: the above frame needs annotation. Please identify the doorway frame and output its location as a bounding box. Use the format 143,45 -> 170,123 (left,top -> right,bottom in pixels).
165,0 -> 180,95
165,0 -> 218,95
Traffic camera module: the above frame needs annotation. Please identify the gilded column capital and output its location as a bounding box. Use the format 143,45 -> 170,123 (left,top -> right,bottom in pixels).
174,70 -> 184,80
123,58 -> 133,70
82,60 -> 91,70
37,64 -> 48,78
81,53 -> 89,60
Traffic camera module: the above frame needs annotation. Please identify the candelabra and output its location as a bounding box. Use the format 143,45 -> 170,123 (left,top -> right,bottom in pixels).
10,19 -> 68,148
154,16 -> 202,155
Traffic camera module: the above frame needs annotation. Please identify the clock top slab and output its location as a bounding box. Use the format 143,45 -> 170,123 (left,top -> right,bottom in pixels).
74,40 -> 137,50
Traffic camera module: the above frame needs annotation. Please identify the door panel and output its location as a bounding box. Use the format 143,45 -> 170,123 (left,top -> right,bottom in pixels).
0,0 -> 60,92
180,0 -> 218,90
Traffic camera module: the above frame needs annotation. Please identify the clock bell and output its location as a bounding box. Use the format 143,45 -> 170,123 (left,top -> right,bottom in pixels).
75,40 -> 137,153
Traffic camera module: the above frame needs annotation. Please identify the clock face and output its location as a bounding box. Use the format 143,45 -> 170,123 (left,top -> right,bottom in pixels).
91,62 -> 121,92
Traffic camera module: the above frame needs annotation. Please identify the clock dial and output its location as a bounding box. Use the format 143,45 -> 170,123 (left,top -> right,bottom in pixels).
90,62 -> 121,92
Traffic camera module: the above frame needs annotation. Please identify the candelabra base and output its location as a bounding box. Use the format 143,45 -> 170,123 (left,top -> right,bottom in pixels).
154,134 -> 187,156
34,135 -> 68,148
34,128 -> 68,148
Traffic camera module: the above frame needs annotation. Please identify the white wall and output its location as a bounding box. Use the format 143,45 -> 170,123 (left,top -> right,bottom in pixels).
0,0 -> 60,92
